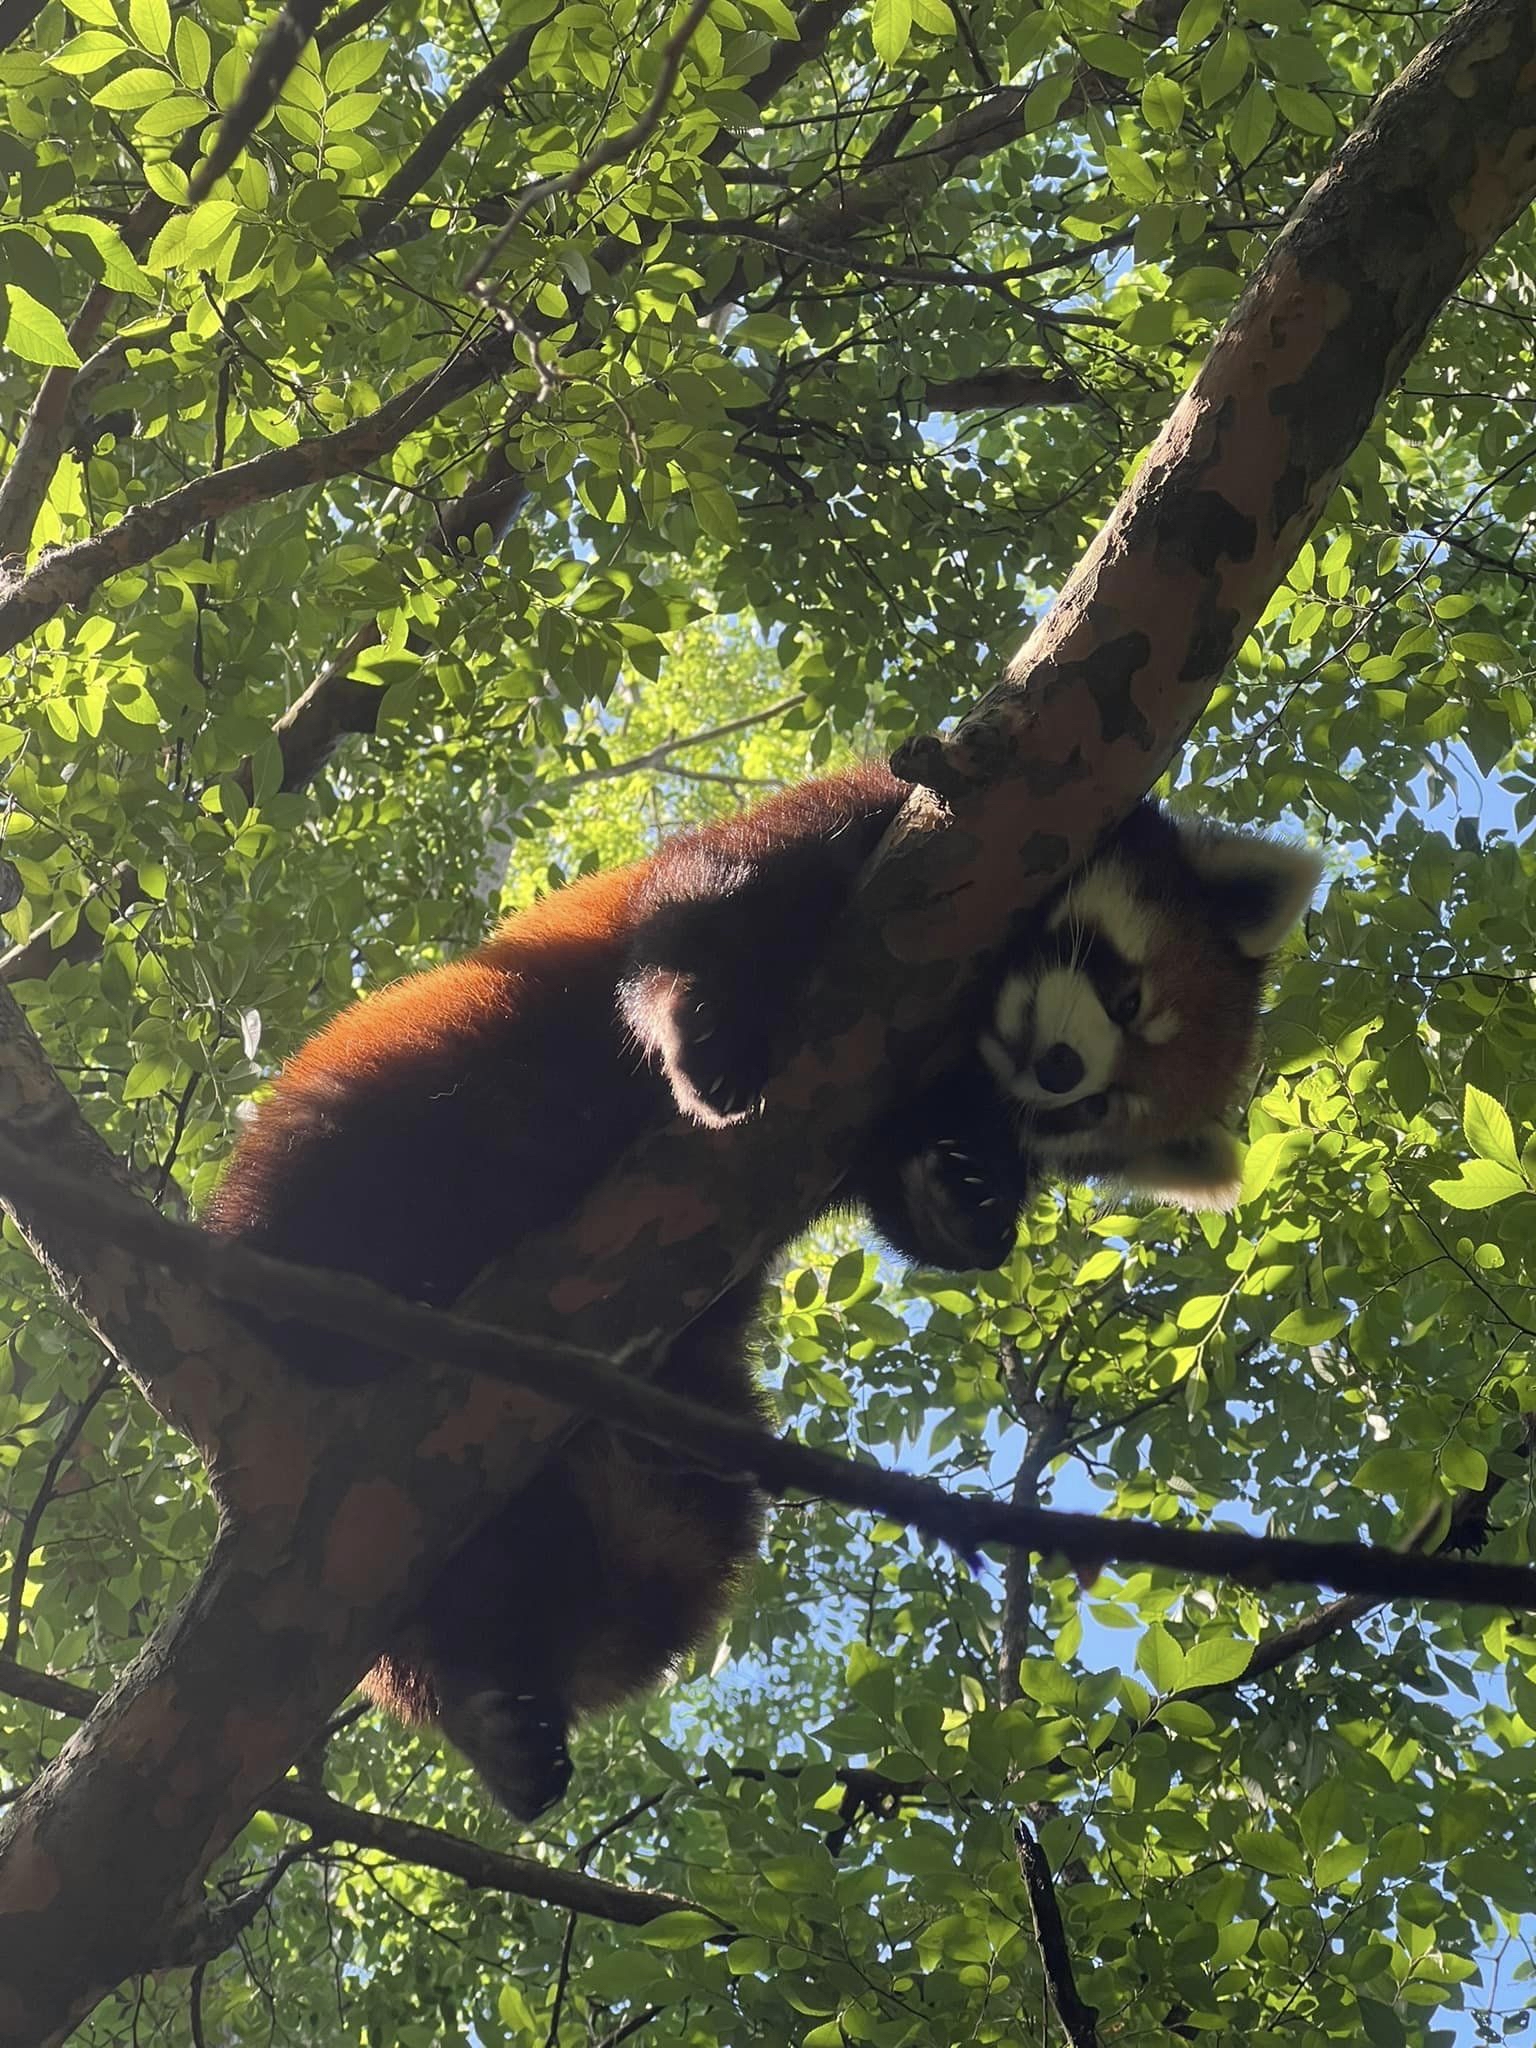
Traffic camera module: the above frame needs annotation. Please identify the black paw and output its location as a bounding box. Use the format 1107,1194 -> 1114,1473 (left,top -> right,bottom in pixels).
437,1685 -> 573,1821
663,982 -> 772,1127
893,1140 -> 1020,1270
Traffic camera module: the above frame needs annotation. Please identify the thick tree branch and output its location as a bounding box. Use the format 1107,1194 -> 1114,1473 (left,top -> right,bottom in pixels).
924,369 -> 1088,413
229,622 -> 388,802
0,0 -> 43,54
0,341 -> 503,654
314,0 -> 389,50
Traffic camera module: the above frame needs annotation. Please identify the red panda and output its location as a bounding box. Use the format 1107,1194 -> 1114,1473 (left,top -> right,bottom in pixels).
204,762 -> 1319,1818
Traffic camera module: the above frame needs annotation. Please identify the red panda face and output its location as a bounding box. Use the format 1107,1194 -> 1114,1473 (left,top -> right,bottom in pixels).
979,809 -> 1322,1211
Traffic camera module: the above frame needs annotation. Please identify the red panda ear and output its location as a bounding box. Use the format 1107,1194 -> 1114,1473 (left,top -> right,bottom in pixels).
1174,822 -> 1324,959
1119,1124 -> 1243,1211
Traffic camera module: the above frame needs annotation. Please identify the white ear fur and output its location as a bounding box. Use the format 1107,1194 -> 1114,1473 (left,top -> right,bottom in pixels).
1175,821 -> 1323,959
1118,1124 -> 1243,1212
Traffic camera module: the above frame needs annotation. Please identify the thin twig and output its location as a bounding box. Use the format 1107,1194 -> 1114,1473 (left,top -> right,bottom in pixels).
548,694 -> 808,792
2,1363 -> 117,1656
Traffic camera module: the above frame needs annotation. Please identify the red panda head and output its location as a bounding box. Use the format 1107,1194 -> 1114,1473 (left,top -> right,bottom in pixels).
979,804 -> 1322,1211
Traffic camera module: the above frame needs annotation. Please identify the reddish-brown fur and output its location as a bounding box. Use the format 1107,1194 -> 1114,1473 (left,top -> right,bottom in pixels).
205,765 -> 909,1817
206,765 -> 1315,1816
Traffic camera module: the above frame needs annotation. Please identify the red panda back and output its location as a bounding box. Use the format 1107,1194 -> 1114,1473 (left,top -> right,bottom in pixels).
204,862 -> 658,1327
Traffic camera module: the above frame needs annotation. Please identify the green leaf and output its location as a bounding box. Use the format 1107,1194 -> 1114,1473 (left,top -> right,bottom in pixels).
824,1249 -> 869,1304
1429,1160 -> 1525,1210
910,0 -> 954,34
869,0 -> 913,65
324,38 -> 388,92
1234,1826 -> 1304,1878
1297,1776 -> 1352,1854
1449,630 -> 1514,664
4,287 -> 81,367
1199,26 -> 1249,106
1179,1637 -> 1252,1690
325,90 -> 382,131
1174,0 -> 1220,52
1272,1305 -> 1347,1345
146,196 -> 241,273
49,213 -> 155,297
1463,1084 -> 1519,1171
123,1055 -> 176,1101
173,15 -> 210,87
1141,75 -> 1186,132
495,1982 -> 536,2032
1229,79 -> 1274,165
1176,1293 -> 1223,1330
1137,1624 -> 1186,1693
1441,1440 -> 1488,1492
128,0 -> 170,55
1274,81 -> 1333,135
91,62 -> 171,108
1240,1129 -> 1308,1203
1078,31 -> 1144,81
46,30 -> 128,74
1105,146 -> 1159,204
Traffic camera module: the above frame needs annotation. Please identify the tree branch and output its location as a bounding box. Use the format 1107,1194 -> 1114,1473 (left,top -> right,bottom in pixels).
0,2 -> 854,655
5,1135 -> 1536,1613
0,1656 -> 707,1930
186,0 -> 332,209
1014,1815 -> 1100,2048
0,0 -> 324,564
332,12 -> 557,268
548,694 -> 808,792
0,0 -> 43,54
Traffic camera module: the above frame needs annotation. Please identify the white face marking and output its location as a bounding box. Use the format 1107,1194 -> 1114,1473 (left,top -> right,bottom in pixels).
979,1032 -> 1015,1088
992,972 -> 1031,1047
1048,863 -> 1156,965
1141,1006 -> 1180,1045
1010,965 -> 1119,1106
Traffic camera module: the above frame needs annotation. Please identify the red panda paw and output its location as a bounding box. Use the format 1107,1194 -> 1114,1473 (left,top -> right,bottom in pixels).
630,972 -> 773,1127
436,1682 -> 573,1821
891,1142 -> 1024,1271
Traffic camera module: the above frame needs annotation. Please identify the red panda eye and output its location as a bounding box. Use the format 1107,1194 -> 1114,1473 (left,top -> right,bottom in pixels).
1106,982 -> 1142,1027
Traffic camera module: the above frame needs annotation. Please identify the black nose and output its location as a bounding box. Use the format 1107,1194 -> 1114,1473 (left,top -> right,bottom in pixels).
1034,1043 -> 1085,1095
